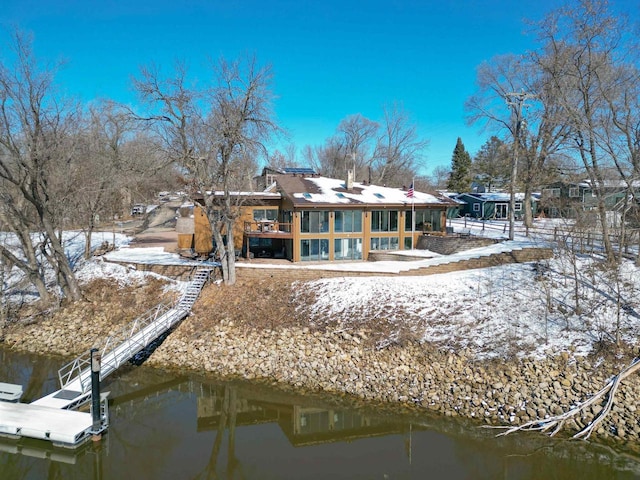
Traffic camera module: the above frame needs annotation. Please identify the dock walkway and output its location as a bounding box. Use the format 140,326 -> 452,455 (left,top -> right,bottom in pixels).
0,267 -> 213,447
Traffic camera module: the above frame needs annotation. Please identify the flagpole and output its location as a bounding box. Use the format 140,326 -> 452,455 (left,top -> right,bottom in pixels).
411,177 -> 415,249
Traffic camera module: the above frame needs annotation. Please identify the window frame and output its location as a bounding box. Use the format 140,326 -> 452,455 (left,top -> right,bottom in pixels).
300,210 -> 330,233
334,210 -> 363,233
300,238 -> 329,261
370,210 -> 399,232
370,236 -> 399,251
334,237 -> 363,260
253,208 -> 278,221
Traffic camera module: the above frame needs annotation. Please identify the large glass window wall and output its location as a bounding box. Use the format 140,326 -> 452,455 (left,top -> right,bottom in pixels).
253,208 -> 278,221
334,238 -> 363,260
370,210 -> 398,232
334,210 -> 362,233
405,209 -> 441,232
300,239 -> 329,261
300,211 -> 329,233
370,237 -> 399,251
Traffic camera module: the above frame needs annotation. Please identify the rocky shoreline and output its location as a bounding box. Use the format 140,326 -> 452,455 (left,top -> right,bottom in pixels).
4,302 -> 639,445
147,320 -> 640,443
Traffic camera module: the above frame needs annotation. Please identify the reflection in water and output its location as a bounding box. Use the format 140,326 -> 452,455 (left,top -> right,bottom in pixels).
2,348 -> 640,479
196,384 -> 417,448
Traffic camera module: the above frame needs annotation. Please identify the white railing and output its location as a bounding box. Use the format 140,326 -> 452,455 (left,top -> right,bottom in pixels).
58,302 -> 173,391
58,268 -> 213,393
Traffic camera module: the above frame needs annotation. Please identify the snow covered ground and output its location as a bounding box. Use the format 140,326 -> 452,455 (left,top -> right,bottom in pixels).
3,224 -> 639,360
299,257 -> 640,359
294,220 -> 640,358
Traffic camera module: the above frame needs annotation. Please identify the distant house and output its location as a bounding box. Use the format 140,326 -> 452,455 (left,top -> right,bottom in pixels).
456,192 -> 534,220
540,180 -> 636,218
539,181 -> 592,218
255,166 -> 316,191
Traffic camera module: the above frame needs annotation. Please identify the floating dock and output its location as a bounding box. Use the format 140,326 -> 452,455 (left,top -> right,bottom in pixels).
0,401 -> 93,445
0,382 -> 23,402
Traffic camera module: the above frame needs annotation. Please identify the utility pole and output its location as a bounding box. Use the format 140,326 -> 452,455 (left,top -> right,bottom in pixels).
505,91 -> 536,240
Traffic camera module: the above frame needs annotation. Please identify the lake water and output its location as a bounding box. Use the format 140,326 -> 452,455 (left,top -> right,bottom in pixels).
1,347 -> 640,479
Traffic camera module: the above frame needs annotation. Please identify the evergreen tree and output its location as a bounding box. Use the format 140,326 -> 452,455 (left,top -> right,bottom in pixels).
446,137 -> 472,192
472,136 -> 510,192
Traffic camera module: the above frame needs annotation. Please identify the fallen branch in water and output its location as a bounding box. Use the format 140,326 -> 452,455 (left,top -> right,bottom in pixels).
488,357 -> 640,440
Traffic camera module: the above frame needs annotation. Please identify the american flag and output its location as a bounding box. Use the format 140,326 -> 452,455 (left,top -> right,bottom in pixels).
406,182 -> 414,198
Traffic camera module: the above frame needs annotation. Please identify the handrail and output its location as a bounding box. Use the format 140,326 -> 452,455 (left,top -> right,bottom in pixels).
58,268 -> 213,393
243,221 -> 292,233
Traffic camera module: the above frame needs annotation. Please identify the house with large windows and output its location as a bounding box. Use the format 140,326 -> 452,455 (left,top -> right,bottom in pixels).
238,169 -> 458,262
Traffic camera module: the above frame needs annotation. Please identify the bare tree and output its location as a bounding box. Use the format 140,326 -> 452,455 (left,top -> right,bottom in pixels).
304,114 -> 378,180
69,103 -> 132,258
304,137 -> 348,179
268,143 -> 300,172
0,31 -> 81,302
467,54 -> 569,231
534,0 -> 635,262
0,195 -> 50,303
304,106 -> 426,186
68,103 -> 173,259
428,165 -> 451,190
337,113 -> 378,178
595,62 -> 640,263
134,55 -> 280,284
371,103 -> 428,186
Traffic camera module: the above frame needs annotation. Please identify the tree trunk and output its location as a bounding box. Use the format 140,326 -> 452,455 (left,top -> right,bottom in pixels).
0,257 -> 5,330
225,219 -> 236,285
523,185 -> 534,233
211,224 -> 229,282
42,217 -> 82,301
595,192 -> 615,264
492,358 -> 640,440
84,217 -> 96,260
0,236 -> 51,305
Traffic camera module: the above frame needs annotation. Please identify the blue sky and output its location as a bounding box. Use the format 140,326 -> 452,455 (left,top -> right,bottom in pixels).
1,1 -> 637,175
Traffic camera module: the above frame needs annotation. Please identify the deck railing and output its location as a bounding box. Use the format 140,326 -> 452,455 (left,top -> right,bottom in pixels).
244,221 -> 292,233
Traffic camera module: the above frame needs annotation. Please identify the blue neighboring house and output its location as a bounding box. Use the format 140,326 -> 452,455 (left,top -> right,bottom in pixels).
456,192 -> 537,220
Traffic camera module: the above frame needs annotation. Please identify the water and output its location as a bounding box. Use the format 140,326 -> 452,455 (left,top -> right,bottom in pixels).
1,348 -> 640,479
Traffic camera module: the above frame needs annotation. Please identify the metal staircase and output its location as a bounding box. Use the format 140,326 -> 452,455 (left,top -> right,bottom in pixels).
177,267 -> 213,310
54,267 -> 214,399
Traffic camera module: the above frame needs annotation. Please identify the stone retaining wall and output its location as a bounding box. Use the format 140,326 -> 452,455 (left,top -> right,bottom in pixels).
417,234 -> 498,255
368,251 -> 430,262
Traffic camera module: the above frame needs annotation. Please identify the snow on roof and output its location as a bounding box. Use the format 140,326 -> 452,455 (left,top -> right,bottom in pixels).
287,176 -> 454,206
208,191 -> 282,198
463,192 -> 526,202
581,179 -> 640,189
